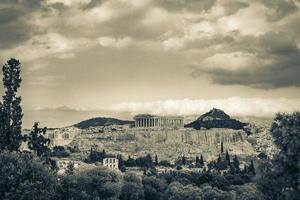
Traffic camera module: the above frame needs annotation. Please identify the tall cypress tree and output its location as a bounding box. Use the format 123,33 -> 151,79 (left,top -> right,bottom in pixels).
248,160 -> 255,175
225,151 -> 230,165
155,154 -> 158,165
221,141 -> 224,153
196,156 -> 200,165
200,154 -> 204,166
233,155 -> 240,172
0,58 -> 23,151
182,155 -> 186,165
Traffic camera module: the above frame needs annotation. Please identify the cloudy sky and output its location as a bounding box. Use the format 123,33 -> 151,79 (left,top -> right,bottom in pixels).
1,0 -> 300,127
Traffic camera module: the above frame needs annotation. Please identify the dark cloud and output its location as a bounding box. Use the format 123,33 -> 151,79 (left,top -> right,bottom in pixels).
0,0 -> 42,48
191,32 -> 300,88
220,1 -> 249,15
83,0 -> 104,9
257,0 -> 299,21
156,0 -> 216,12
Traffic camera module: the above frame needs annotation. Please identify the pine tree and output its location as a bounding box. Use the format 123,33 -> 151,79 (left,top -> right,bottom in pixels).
0,58 -> 23,151
27,122 -> 51,157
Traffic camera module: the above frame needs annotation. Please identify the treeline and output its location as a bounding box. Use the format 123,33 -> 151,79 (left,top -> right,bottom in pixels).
0,151 -> 257,200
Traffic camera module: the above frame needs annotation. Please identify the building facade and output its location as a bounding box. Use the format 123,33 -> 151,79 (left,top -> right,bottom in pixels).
134,114 -> 184,128
103,158 -> 119,170
46,127 -> 81,146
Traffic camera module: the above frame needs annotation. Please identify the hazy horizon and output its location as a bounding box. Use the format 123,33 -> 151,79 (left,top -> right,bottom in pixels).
1,0 -> 300,128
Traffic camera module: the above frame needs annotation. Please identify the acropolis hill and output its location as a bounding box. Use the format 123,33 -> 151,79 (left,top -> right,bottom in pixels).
43,109 -> 276,163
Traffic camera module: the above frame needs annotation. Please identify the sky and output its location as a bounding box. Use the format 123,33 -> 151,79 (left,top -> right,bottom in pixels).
0,0 -> 300,128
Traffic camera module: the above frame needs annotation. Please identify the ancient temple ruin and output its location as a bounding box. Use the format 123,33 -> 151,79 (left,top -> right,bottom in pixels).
134,114 -> 184,128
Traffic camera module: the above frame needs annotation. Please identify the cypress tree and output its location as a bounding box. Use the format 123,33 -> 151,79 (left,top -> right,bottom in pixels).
243,165 -> 248,174
0,58 -> 23,151
225,151 -> 230,165
233,155 -> 240,172
196,156 -> 200,164
221,141 -> 224,153
217,154 -> 222,163
155,154 -> 158,165
200,154 -> 204,166
182,155 -> 186,165
248,160 -> 255,175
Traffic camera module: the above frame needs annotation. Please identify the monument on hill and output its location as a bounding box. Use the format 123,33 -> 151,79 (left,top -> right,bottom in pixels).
134,114 -> 184,129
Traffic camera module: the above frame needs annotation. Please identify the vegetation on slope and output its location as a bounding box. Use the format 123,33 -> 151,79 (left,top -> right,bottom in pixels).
73,117 -> 134,129
185,108 -> 248,130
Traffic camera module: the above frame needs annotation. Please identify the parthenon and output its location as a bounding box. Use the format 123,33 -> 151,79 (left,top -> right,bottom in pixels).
134,114 -> 184,128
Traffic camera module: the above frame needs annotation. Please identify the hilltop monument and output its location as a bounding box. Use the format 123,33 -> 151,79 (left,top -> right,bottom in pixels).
134,114 -> 184,129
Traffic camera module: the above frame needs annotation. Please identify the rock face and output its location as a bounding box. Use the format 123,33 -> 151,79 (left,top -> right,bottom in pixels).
74,117 -> 134,129
185,108 -> 247,130
70,128 -> 255,162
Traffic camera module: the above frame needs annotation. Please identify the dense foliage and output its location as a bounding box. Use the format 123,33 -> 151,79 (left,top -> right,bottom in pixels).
258,112 -> 300,200
0,152 -> 57,200
0,58 -> 23,151
58,168 -> 122,200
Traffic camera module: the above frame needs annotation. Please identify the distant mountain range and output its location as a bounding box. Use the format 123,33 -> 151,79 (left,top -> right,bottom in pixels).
73,117 -> 134,129
185,108 -> 248,130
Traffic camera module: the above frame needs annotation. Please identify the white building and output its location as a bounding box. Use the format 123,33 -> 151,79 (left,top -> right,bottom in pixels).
103,157 -> 119,170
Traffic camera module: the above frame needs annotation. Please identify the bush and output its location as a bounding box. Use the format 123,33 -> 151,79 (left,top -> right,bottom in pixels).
159,160 -> 171,167
142,176 -> 167,200
58,167 -> 122,200
67,145 -> 80,153
0,152 -> 57,200
120,173 -> 144,200
117,133 -> 136,141
52,146 -> 70,157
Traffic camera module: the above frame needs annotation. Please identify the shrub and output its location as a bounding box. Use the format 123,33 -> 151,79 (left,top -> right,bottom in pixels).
52,146 -> 70,157
58,167 -> 122,200
0,152 -> 57,200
